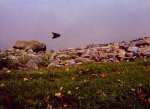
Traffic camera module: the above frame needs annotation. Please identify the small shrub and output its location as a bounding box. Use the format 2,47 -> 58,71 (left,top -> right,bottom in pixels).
17,54 -> 30,67
59,56 -> 72,60
0,52 -> 18,69
38,56 -> 49,68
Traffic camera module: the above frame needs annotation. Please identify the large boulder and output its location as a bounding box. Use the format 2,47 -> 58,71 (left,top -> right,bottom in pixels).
13,40 -> 46,52
26,59 -> 38,70
127,47 -> 139,53
116,49 -> 126,61
48,58 -> 61,67
89,52 -> 100,62
139,46 -> 150,57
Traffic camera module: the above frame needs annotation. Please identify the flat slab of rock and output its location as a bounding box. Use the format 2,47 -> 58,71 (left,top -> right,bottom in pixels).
13,40 -> 46,52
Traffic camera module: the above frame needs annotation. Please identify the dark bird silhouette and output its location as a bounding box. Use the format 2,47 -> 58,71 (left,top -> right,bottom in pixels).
52,32 -> 61,39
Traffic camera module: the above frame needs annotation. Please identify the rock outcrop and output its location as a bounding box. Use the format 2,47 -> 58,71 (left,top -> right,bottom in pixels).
1,36 -> 150,70
13,40 -> 46,52
46,36 -> 150,67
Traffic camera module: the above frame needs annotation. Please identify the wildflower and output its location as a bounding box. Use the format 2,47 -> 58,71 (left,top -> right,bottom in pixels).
0,83 -> 4,87
116,72 -> 121,75
55,93 -> 62,98
66,68 -> 70,72
101,93 -> 107,97
100,73 -> 108,78
85,69 -> 89,72
71,77 -> 77,81
67,91 -> 72,95
119,84 -> 123,87
60,86 -> 63,90
78,71 -> 83,75
139,83 -> 143,87
6,70 -> 11,73
144,59 -> 147,62
131,88 -> 135,91
75,87 -> 79,90
97,89 -> 103,94
117,79 -> 124,86
117,79 -> 121,82
83,79 -> 87,83
91,74 -> 97,76
97,89 -> 106,95
23,78 -> 29,81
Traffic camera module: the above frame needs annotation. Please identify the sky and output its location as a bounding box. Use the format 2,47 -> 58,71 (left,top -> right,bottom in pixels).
0,0 -> 150,50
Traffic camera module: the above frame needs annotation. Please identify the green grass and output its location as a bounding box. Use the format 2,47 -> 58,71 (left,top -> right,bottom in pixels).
0,58 -> 150,109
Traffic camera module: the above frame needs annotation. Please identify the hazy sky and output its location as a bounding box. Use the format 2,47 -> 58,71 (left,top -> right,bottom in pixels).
0,0 -> 150,50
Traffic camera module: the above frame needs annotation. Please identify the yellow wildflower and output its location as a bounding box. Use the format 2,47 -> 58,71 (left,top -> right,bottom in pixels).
66,68 -> 70,72
55,93 -> 62,98
67,91 -> 72,95
23,78 -> 29,81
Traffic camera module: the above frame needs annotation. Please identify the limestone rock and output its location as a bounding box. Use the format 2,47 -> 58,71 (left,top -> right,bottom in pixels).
116,50 -> 126,61
76,50 -> 85,56
89,52 -> 100,62
127,47 -> 139,52
125,52 -> 134,58
68,59 -> 76,65
119,45 -> 129,51
48,58 -> 61,67
139,46 -> 150,57
9,55 -> 18,61
2,36 -> 150,69
13,40 -> 46,52
82,54 -> 91,58
99,52 -> 109,60
27,49 -> 34,53
6,48 -> 16,53
49,52 -> 57,62
110,44 -> 120,52
26,59 -> 38,69
74,57 -> 83,63
57,54 -> 70,60
135,38 -> 150,47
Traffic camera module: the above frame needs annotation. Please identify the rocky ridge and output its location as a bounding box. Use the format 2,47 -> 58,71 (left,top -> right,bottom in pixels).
0,37 -> 150,70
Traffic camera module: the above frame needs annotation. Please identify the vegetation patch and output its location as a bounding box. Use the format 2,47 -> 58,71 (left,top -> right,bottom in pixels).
0,58 -> 150,109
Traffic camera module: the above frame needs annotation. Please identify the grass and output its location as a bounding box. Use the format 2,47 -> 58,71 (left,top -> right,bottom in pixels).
0,58 -> 150,109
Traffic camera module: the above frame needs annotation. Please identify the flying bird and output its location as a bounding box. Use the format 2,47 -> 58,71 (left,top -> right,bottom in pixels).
52,32 -> 61,39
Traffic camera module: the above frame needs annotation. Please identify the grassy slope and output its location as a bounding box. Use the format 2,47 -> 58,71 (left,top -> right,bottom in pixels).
0,58 -> 150,109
